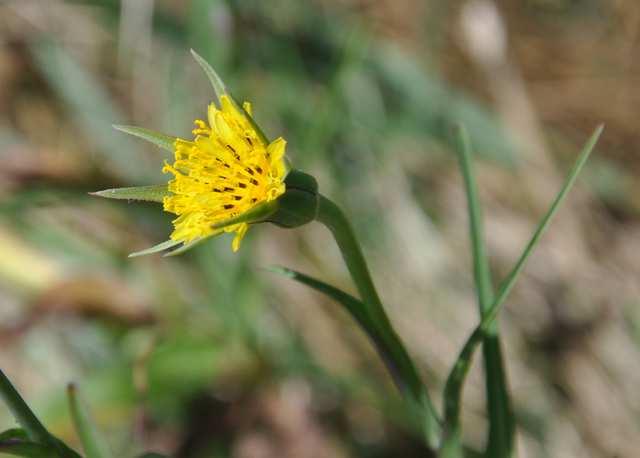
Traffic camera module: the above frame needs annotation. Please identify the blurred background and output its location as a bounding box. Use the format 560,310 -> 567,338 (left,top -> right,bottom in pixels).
1,0 -> 639,457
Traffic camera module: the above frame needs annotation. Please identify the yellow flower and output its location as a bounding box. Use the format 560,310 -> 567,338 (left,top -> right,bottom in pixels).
161,96 -> 287,252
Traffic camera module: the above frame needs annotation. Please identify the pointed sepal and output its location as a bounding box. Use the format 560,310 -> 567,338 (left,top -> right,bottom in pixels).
128,239 -> 181,258
91,185 -> 170,203
113,125 -> 176,152
191,49 -> 227,104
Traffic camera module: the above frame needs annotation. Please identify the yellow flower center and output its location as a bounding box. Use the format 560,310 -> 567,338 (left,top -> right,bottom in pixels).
162,95 -> 287,251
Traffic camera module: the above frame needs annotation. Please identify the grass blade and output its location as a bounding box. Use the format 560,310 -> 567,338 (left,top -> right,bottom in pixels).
67,384 -> 112,458
453,125 -> 514,457
440,125 -> 603,455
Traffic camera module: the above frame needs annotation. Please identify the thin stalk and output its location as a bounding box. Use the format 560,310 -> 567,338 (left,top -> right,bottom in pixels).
454,125 -> 514,457
316,195 -> 440,446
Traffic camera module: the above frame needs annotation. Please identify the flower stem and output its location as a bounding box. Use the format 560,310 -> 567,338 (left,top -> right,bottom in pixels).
316,195 -> 440,446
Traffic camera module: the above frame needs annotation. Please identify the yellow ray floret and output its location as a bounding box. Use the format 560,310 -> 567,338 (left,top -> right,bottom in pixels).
162,95 -> 287,252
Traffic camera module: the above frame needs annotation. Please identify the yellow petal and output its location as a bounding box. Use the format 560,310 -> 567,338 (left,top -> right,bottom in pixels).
231,223 -> 248,252
267,137 -> 286,166
207,103 -> 218,131
243,101 -> 253,116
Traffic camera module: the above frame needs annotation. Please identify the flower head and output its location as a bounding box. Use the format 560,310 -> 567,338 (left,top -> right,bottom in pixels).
162,96 -> 287,252
93,50 -> 318,257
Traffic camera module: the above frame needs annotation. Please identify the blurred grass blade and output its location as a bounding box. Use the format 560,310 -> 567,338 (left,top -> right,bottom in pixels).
91,185 -> 169,202
129,239 -> 181,258
113,125 -> 177,152
29,41 -> 157,182
454,125 -> 513,457
67,384 -> 112,458
191,49 -> 227,101
440,125 -> 603,456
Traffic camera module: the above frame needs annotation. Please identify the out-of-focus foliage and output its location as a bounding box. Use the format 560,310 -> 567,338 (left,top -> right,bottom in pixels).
0,1 -> 639,457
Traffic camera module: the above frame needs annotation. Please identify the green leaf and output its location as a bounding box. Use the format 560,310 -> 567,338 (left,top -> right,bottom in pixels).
129,239 -> 182,258
440,125 -> 603,456
268,266 -> 372,332
0,430 -> 28,442
91,185 -> 170,203
0,369 -> 55,448
190,49 -> 227,102
0,439 -> 52,458
112,125 -> 177,152
67,384 -> 112,458
135,454 -> 169,458
269,266 -> 439,447
453,125 -> 513,457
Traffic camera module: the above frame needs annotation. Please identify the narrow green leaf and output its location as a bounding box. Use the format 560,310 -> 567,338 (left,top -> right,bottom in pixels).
0,369 -> 55,448
112,125 -> 177,152
0,430 -> 28,442
91,185 -> 169,203
67,384 -> 112,458
190,49 -> 227,102
269,266 -> 440,446
0,439 -> 52,458
135,453 -> 170,458
482,124 -> 603,332
440,125 -> 603,455
453,124 -> 513,457
129,239 -> 181,258
268,266 -> 372,331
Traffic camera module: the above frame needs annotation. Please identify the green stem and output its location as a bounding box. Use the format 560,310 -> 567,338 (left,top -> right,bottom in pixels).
316,195 -> 440,445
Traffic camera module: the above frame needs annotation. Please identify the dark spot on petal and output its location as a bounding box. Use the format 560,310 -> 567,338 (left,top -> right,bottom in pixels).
250,178 -> 259,186
233,195 -> 242,200
223,187 -> 234,192
223,204 -> 234,210
255,166 -> 263,174
226,144 -> 236,153
238,183 -> 247,189
246,168 -> 254,175
251,198 -> 257,203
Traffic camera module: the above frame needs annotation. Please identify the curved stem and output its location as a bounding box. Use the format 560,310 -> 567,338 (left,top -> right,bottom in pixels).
316,195 -> 440,445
